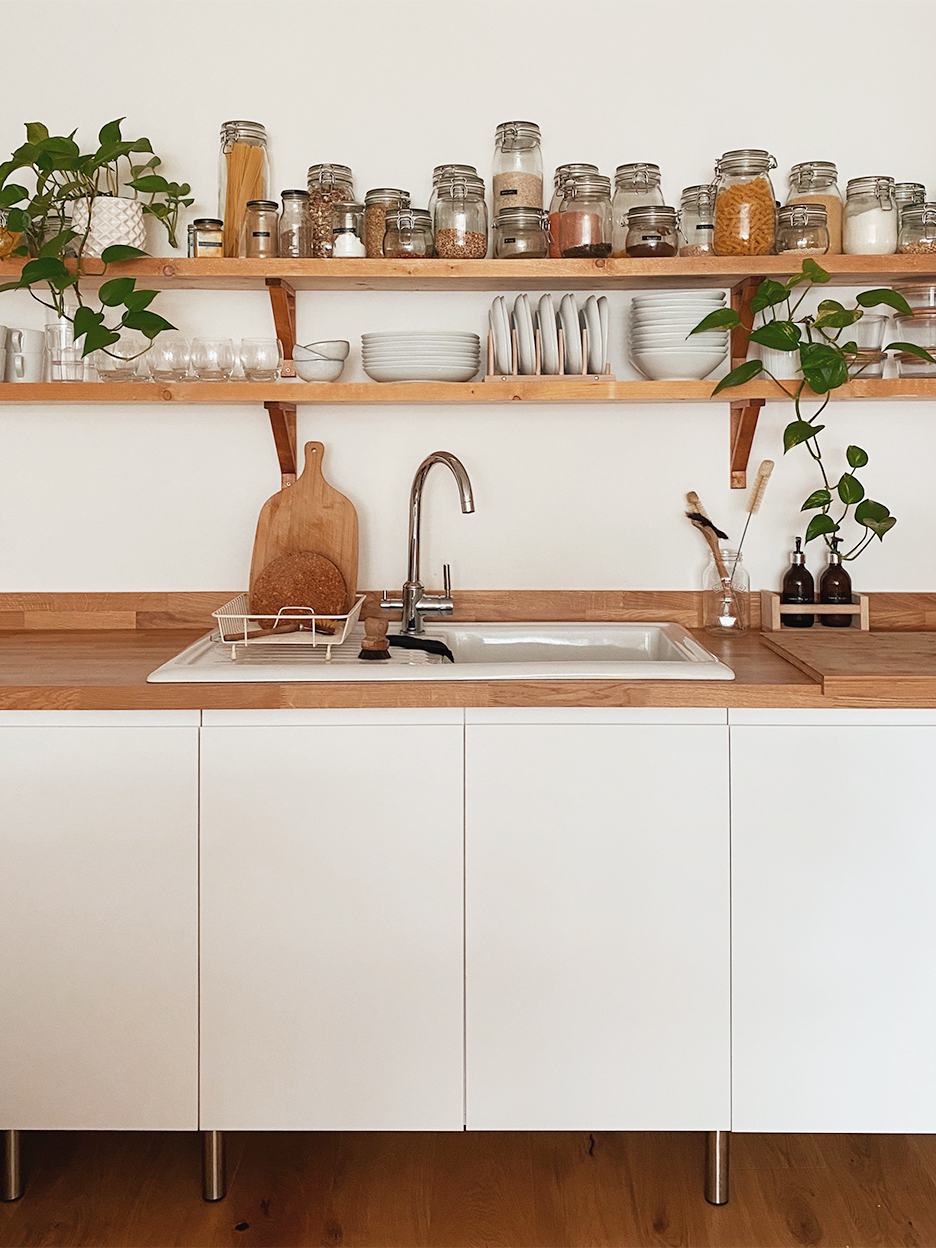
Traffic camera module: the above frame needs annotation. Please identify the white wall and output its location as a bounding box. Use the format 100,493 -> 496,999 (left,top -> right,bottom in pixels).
1,0 -> 935,594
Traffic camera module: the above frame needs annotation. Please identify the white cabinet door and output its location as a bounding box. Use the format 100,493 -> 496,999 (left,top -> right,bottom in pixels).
0,713 -> 199,1130
199,712 -> 464,1131
465,711 -> 730,1130
732,713 -> 936,1132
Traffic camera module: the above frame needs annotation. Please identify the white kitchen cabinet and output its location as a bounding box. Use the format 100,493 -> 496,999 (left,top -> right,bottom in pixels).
731,709 -> 936,1133
0,711 -> 199,1130
199,709 -> 465,1131
464,708 -> 730,1131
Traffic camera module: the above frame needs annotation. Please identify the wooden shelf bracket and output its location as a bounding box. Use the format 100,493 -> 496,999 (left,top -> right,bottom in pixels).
264,400 -> 298,486
728,275 -> 765,489
265,277 -> 297,377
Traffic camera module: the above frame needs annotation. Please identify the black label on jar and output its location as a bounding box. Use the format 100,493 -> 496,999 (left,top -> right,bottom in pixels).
503,237 -> 517,244
641,234 -> 663,241
696,223 -> 715,231
499,188 -> 518,196
252,231 -> 271,238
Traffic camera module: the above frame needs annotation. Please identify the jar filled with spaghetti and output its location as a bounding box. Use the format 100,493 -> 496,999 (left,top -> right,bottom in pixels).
383,208 -> 434,258
364,188 -> 410,258
219,120 -> 269,258
558,174 -> 612,258
611,163 -> 663,256
787,161 -> 843,254
307,164 -> 355,258
548,164 -> 598,257
713,149 -> 777,256
678,185 -> 715,256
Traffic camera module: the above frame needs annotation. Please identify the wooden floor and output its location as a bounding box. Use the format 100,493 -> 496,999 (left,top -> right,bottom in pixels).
2,1130 -> 936,1248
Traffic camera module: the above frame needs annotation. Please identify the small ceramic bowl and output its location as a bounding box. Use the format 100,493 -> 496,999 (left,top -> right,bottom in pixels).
294,357 -> 344,382
298,340 -> 350,361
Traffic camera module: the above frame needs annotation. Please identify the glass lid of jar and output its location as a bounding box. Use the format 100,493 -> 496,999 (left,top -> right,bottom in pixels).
716,149 -> 777,175
496,121 -> 541,145
627,205 -> 677,224
790,161 -> 838,182
614,163 -> 661,184
364,188 -> 410,204
846,176 -> 895,195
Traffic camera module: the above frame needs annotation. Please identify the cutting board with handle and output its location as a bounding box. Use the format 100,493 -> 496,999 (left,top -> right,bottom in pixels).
761,630 -> 936,698
249,441 -> 358,611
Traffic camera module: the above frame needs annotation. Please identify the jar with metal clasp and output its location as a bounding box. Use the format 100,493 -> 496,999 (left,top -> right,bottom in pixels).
899,201 -> 936,254
218,120 -> 269,257
624,205 -> 678,257
493,206 -> 549,259
558,174 -> 612,258
493,121 -> 543,210
433,178 -> 489,258
382,207 -> 435,258
776,203 -> 830,255
678,185 -> 716,256
549,164 -> 599,257
787,161 -> 843,253
713,149 -> 777,256
843,176 -> 897,254
307,163 -> 355,257
611,163 -> 663,256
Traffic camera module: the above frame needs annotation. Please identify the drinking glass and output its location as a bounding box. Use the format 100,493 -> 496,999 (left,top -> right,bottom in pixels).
93,331 -> 149,382
191,337 -> 235,381
239,337 -> 283,381
45,320 -> 83,382
147,335 -> 191,382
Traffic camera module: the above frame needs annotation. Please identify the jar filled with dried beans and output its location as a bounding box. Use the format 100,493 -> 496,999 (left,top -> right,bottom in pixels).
433,178 -> 488,258
364,188 -> 410,258
611,163 -> 664,256
549,164 -> 599,257
493,121 -> 543,211
558,174 -> 612,258
787,161 -> 843,254
307,164 -> 355,257
713,149 -> 777,256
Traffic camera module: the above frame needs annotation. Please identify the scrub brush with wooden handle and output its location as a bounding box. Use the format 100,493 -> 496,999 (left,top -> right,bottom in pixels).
358,614 -> 391,660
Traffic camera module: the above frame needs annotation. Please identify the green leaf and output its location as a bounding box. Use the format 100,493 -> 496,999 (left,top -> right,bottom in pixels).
799,341 -> 849,393
847,445 -> 869,468
805,513 -> 839,543
123,288 -> 157,312
750,279 -> 789,314
856,288 -> 913,315
885,341 -> 936,365
855,499 -> 890,525
867,515 -> 896,540
100,244 -> 148,263
802,257 -> 830,284
801,489 -> 832,511
38,230 -> 77,258
749,321 -> 801,351
837,473 -> 865,505
0,280 -> 23,293
98,118 -> 125,147
80,324 -> 121,357
73,305 -> 104,341
120,309 -> 175,338
689,307 -> 741,334
4,208 -> 31,233
711,359 -> 763,394
784,419 -> 824,452
127,174 -> 169,194
98,276 -> 137,306
0,183 -> 28,208
36,135 -> 80,159
839,340 -> 858,356
19,256 -> 70,284
24,122 -> 49,145
813,300 -> 863,330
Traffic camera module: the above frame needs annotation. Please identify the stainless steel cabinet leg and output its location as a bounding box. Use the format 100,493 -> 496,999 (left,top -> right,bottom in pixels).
2,1130 -> 23,1202
201,1130 -> 226,1202
704,1129 -> 729,1205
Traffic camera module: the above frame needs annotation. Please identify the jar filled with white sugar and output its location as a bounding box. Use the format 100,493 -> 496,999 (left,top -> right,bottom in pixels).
844,177 -> 897,255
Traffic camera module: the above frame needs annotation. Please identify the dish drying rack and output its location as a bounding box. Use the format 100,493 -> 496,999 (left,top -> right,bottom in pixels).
484,320 -> 614,381
212,593 -> 366,659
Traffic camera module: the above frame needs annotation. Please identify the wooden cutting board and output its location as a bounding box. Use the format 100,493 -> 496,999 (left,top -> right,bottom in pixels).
761,630 -> 936,698
249,441 -> 358,610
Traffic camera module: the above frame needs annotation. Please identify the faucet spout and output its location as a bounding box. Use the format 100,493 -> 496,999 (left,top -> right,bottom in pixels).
407,452 -> 474,588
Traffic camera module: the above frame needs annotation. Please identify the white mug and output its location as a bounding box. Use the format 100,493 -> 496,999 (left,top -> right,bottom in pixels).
6,351 -> 45,382
0,327 -> 7,354
8,328 -> 45,354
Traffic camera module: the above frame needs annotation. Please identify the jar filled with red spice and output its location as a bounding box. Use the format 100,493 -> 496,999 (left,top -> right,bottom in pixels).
548,164 -> 599,257
557,174 -> 612,258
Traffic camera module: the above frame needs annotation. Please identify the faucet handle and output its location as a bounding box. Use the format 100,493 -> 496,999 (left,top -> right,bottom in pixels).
443,563 -> 451,597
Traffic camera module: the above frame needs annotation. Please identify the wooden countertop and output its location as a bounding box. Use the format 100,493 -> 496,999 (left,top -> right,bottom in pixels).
1,627 -> 931,710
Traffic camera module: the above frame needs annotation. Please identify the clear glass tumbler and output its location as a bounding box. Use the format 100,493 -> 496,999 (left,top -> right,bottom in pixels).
147,336 -> 191,382
93,330 -> 149,382
45,320 -> 83,382
239,338 -> 283,381
191,338 -> 235,381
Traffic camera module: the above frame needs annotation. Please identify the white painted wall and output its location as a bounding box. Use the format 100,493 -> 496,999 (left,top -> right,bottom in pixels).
1,0 -> 935,594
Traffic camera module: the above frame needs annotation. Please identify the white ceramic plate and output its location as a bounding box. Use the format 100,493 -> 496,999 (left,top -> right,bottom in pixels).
631,292 -> 725,305
362,332 -> 480,341
598,296 -> 609,372
514,294 -> 535,375
490,296 -> 512,373
583,295 -> 603,373
630,334 -> 727,348
364,362 -> 480,382
560,293 -> 582,374
537,294 -> 560,375
363,346 -> 481,357
631,315 -> 725,330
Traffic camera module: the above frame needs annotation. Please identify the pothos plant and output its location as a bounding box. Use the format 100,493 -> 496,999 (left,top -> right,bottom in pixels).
0,120 -> 194,356
691,258 -> 936,560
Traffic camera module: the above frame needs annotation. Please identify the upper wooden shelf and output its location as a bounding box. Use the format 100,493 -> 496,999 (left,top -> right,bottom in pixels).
4,255 -> 936,292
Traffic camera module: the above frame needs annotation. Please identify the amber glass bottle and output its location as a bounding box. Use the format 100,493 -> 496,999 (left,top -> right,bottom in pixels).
781,537 -> 814,627
819,538 -> 852,627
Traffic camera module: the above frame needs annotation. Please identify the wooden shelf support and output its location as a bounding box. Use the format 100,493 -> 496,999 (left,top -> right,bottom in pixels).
266,277 -> 297,377
728,275 -> 766,488
264,400 -> 298,486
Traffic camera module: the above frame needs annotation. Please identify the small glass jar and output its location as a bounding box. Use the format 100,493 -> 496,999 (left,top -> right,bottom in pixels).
713,149 -> 777,256
549,164 -> 599,257
382,208 -> 434,258
787,161 -> 843,254
493,206 -> 549,259
330,202 -> 365,257
243,200 -> 278,258
428,165 -> 478,219
307,164 -> 355,257
894,182 -> 926,220
493,121 -> 543,211
364,187 -> 410,258
845,349 -> 886,379
776,203 -> 830,255
219,121 -> 269,258
187,217 -> 224,258
843,177 -> 897,255
433,178 -> 489,258
611,164 -> 663,257
624,205 -> 678,257
277,191 -> 312,259
899,202 -> 936,253
678,185 -> 716,256
703,549 -> 750,637
558,174 -> 612,258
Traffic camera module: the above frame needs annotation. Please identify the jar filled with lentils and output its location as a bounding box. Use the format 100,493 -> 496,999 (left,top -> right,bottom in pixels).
713,149 -> 777,256
433,178 -> 488,258
428,165 -> 479,219
383,208 -> 435,258
364,188 -> 410,258
549,164 -> 599,257
307,164 -> 355,257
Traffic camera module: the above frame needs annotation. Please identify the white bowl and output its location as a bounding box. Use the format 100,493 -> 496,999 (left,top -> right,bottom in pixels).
295,358 -> 345,382
631,292 -> 725,305
630,348 -> 726,381
364,362 -> 479,382
302,340 -> 350,361
631,334 -> 727,349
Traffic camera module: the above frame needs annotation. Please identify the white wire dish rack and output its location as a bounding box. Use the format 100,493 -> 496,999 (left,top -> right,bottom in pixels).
212,593 -> 366,660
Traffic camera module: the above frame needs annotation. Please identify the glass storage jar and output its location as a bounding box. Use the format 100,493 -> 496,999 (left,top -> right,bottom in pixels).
188,217 -> 224,258
330,201 -> 365,257
307,164 -> 355,258
703,548 -> 749,636
277,190 -> 312,258
776,203 -> 830,255
243,199 -> 278,258
433,178 -> 489,258
382,208 -> 434,258
364,187 -> 410,258
843,177 -> 897,254
493,121 -> 543,210
558,174 -> 612,258
428,165 -> 478,218
493,206 -> 549,258
894,182 -> 926,220
549,164 -> 599,257
219,121 -> 268,258
611,163 -> 663,257
624,205 -> 678,257
713,149 -> 777,256
678,185 -> 716,256
787,161 -> 843,253
899,202 -> 936,253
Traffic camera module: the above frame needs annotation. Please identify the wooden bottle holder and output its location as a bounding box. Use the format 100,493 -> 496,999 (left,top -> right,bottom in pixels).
760,590 -> 870,632
484,321 -> 614,382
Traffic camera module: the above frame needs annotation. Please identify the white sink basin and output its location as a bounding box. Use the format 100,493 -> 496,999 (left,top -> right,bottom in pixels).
147,621 -> 734,682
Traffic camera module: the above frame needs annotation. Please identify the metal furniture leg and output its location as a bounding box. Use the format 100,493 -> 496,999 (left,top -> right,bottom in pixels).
2,1130 -> 23,1202
201,1130 -> 227,1202
704,1129 -> 729,1205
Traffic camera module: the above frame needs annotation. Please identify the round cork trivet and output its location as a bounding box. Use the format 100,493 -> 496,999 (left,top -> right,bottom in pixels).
251,552 -> 347,634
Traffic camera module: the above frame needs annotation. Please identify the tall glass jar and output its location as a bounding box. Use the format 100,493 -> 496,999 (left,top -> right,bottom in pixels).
307,164 -> 355,257
843,176 -> 897,255
611,164 -> 663,257
219,120 -> 269,257
678,185 -> 716,256
243,199 -> 278,258
776,203 -> 830,255
713,149 -> 777,256
549,164 -> 599,256
703,549 -> 749,636
558,174 -> 612,258
364,187 -> 410,258
382,208 -> 434,258
493,121 -> 543,211
493,206 -> 549,259
624,205 -> 678,257
433,178 -> 488,258
278,190 -> 311,258
787,161 -> 843,254
428,165 -> 478,219
899,202 -> 936,254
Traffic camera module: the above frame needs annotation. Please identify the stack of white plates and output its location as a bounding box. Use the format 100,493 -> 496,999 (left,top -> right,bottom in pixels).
629,291 -> 728,381
362,332 -> 481,382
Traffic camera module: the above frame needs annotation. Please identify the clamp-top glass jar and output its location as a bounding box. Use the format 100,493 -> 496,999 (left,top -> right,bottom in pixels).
843,176 -> 897,255
493,121 -> 543,210
428,165 -> 478,219
549,164 -> 599,257
899,202 -> 936,254
278,190 -> 312,258
307,164 -> 355,258
558,174 -> 612,258
433,178 -> 489,258
494,206 -> 549,259
787,161 -> 843,253
382,208 -> 434,258
624,205 -> 678,257
219,121 -> 269,257
611,163 -> 663,257
713,149 -> 777,256
364,188 -> 410,258
678,185 -> 716,256
894,182 -> 926,219
776,203 -> 830,255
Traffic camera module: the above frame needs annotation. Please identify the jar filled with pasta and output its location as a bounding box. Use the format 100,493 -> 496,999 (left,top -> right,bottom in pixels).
713,149 -> 777,256
548,164 -> 599,257
678,184 -> 716,256
611,163 -> 663,256
787,161 -> 843,253
219,120 -> 269,258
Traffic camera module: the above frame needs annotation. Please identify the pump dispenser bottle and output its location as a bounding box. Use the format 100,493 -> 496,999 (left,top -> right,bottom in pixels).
819,537 -> 852,627
781,537 -> 815,627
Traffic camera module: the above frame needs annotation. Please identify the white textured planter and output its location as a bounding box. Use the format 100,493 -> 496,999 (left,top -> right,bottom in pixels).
70,196 -> 146,258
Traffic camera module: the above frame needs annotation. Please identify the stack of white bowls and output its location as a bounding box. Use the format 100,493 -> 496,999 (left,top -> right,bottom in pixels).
629,291 -> 729,381
362,332 -> 481,382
